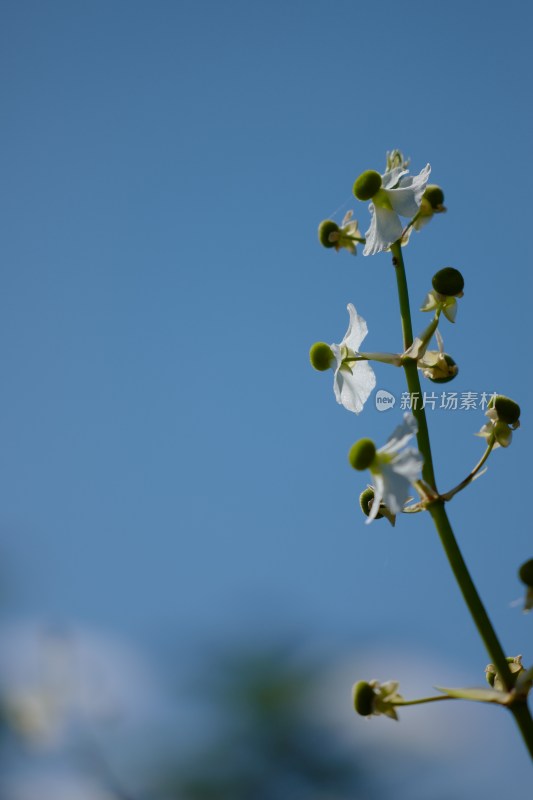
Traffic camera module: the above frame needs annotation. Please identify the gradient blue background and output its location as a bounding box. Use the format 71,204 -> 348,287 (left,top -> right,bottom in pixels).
1,1 -> 532,796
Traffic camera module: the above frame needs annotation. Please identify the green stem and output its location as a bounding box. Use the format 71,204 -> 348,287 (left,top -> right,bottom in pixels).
396,695 -> 454,708
442,439 -> 495,501
428,501 -> 513,688
391,242 -> 414,348
390,240 -> 533,760
391,242 -> 437,490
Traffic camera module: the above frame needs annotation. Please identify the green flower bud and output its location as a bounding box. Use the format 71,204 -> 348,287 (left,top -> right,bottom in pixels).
494,395 -> 521,425
353,170 -> 382,201
485,664 -> 496,687
427,354 -> 458,384
309,342 -> 334,372
432,267 -> 465,297
318,219 -> 340,249
359,487 -> 383,519
349,439 -> 376,471
486,657 -> 524,690
423,184 -> 445,209
353,681 -> 375,716
519,559 -> 533,588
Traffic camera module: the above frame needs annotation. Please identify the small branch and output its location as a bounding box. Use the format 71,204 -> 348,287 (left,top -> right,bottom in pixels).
441,439 -> 495,501
395,694 -> 454,707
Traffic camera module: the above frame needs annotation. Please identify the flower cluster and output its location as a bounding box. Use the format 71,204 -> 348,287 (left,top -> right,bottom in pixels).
311,149 -> 528,743
355,162 -> 431,256
318,151 -> 443,257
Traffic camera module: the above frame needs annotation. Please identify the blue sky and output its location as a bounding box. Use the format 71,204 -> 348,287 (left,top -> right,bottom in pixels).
1,1 -> 532,795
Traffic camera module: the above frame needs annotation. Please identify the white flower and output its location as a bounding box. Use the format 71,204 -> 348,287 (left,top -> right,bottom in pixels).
330,304 -> 376,414
363,164 -> 431,256
368,413 -> 423,521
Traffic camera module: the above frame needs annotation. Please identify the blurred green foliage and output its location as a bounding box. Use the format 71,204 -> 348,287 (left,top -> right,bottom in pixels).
158,645 -> 377,800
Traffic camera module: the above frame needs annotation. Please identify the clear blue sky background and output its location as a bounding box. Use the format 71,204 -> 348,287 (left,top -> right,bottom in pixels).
1,1 -> 532,795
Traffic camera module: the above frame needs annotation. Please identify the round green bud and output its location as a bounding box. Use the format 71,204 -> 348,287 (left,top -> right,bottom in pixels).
432,267 -> 465,297
309,342 -> 334,372
359,487 -> 383,519
353,170 -> 382,201
348,439 -> 376,471
494,395 -> 521,425
318,219 -> 340,249
427,354 -> 458,384
519,559 -> 533,588
353,681 -> 375,716
423,184 -> 445,209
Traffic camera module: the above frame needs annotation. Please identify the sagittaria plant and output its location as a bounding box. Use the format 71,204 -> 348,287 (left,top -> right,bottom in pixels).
311,150 -> 533,758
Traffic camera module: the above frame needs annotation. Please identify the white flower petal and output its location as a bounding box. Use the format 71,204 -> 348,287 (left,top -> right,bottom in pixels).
398,163 -> 431,193
389,447 -> 424,483
378,464 -> 412,514
333,361 -> 376,414
379,412 -> 418,454
363,204 -> 404,256
381,166 -> 408,190
388,164 -> 431,218
342,303 -> 368,351
330,342 -> 343,371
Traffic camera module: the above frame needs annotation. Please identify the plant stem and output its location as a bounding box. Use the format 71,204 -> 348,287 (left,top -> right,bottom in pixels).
390,240 -> 533,760
391,242 -> 437,490
396,695 -> 454,707
442,439 -> 494,501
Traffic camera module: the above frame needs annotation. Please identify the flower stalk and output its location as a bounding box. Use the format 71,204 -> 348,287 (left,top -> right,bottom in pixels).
391,240 -> 533,759
441,439 -> 494,501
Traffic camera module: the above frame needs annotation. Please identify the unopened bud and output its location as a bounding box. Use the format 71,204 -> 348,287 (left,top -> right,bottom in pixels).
432,267 -> 464,297
486,656 -> 524,691
494,395 -> 521,425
